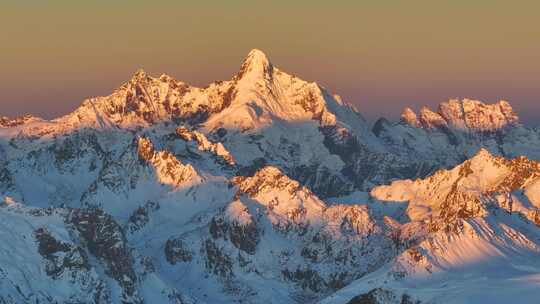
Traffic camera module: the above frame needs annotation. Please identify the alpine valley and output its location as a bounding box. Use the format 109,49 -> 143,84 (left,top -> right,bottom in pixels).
1,49 -> 540,304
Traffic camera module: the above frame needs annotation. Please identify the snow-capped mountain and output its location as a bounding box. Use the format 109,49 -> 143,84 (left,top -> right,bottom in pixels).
323,149 -> 540,304
400,99 -> 518,132
0,49 -> 539,303
373,99 -> 540,167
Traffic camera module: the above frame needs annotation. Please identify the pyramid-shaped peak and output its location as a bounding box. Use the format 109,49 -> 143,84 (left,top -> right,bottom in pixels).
236,48 -> 274,80
245,49 -> 270,65
130,68 -> 151,83
467,148 -> 498,166
473,147 -> 493,158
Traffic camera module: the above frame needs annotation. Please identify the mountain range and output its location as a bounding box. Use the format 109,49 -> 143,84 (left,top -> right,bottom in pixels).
1,49 -> 539,304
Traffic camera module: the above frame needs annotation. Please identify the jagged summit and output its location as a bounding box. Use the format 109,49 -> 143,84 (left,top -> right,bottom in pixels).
401,98 -> 519,132
128,68 -> 175,84
0,48 -> 372,153
0,114 -> 42,127
469,147 -> 494,162
372,145 -> 540,221
235,48 -> 274,80
48,48 -> 358,130
245,49 -> 271,66
399,107 -> 420,127
130,68 -> 149,82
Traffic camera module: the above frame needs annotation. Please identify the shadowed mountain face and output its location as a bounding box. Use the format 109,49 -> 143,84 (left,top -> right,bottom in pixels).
1,50 -> 540,304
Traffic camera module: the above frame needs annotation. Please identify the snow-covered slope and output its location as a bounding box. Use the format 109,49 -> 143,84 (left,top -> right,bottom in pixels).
1,49 -> 540,303
322,149 -> 540,304
0,202 -> 199,304
141,166 -> 396,303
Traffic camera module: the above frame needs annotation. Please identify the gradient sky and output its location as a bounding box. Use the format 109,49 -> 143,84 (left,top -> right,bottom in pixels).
1,1 -> 539,123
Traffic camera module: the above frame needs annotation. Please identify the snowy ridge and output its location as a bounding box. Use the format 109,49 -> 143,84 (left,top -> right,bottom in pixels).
321,149 -> 540,304
371,148 -> 540,224
176,126 -> 235,165
375,99 -> 540,171
401,99 -> 519,132
321,213 -> 540,304
137,137 -> 200,188
156,165 -> 395,303
0,114 -> 43,127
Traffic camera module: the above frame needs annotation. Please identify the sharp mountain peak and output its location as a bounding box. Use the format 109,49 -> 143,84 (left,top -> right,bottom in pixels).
235,48 -> 274,80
